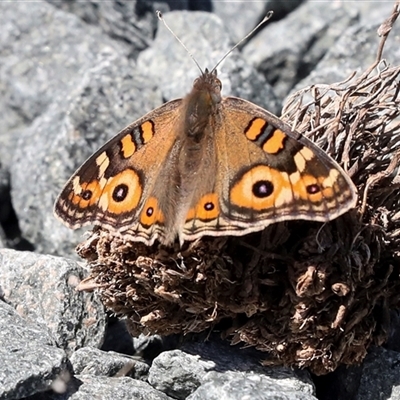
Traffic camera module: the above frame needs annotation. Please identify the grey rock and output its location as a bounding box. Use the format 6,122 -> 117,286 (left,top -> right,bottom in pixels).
70,347 -> 149,380
46,0 -> 156,55
148,345 -> 315,400
264,0 -> 304,18
0,249 -> 106,354
243,1 -> 359,100
69,376 -> 173,400
0,301 -> 68,399
133,334 -> 165,356
213,1 -> 266,43
0,163 -> 10,225
213,0 -> 304,44
357,0 -> 397,25
294,17 -> 400,92
354,347 -> 400,400
0,1 -> 131,168
0,225 -> 6,248
46,0 -> 213,53
189,370 -> 317,400
137,10 -> 279,113
148,350 -> 215,399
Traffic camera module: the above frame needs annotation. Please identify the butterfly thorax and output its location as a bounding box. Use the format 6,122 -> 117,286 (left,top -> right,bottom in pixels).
159,70 -> 223,244
183,69 -> 222,142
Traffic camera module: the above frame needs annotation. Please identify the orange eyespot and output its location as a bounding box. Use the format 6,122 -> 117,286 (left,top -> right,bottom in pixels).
292,173 -> 336,202
100,169 -> 142,214
140,197 -> 164,227
230,166 -> 291,211
186,193 -> 220,222
70,179 -> 102,208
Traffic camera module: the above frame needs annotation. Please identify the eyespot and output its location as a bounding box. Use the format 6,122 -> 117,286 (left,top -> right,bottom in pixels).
204,202 -> 215,211
230,166 -> 291,211
306,184 -> 321,195
252,180 -> 274,198
186,193 -> 220,222
70,178 -> 102,208
112,184 -> 129,202
81,189 -> 92,201
99,169 -> 142,214
291,172 -> 337,202
140,197 -> 164,227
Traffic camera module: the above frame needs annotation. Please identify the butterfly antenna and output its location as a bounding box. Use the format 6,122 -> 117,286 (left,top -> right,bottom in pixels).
156,11 -> 204,75
211,11 -> 273,73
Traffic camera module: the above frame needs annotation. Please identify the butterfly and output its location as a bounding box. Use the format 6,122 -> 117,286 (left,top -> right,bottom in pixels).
54,14 -> 357,247
54,64 -> 357,247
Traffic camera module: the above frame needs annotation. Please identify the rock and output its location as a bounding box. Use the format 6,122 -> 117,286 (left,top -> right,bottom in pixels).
0,301 -> 68,399
353,347 -> 400,400
69,376 -> 173,400
131,333 -> 179,361
0,249 -> 106,353
188,371 -> 317,400
70,347 -> 149,380
148,350 -> 215,399
148,342 -> 316,399
294,16 -> 400,91
45,0 -> 156,56
243,1 -> 359,100
0,1 -> 129,168
213,1 -> 266,43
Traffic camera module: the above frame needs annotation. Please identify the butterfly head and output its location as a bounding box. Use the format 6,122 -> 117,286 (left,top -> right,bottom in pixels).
192,68 -> 222,106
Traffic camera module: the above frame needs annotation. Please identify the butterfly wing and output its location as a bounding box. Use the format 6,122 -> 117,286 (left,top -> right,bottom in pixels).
181,96 -> 357,242
55,91 -> 357,246
54,99 -> 184,245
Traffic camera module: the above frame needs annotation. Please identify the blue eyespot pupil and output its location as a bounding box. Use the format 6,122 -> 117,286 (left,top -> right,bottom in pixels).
113,184 -> 128,202
253,180 -> 273,198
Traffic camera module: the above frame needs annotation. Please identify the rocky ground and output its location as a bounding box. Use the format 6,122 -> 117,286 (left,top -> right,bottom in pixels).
1,1 -> 400,399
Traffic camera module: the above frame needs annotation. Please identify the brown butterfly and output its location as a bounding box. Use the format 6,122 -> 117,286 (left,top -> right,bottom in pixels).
54,14 -> 357,247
